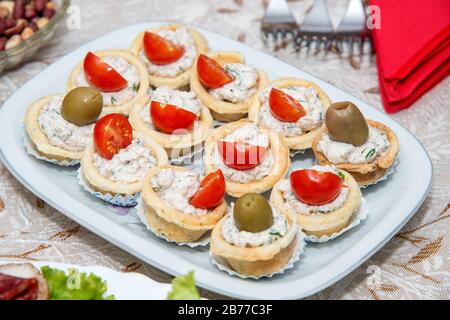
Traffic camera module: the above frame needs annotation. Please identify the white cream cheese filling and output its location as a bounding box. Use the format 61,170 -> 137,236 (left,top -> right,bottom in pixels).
279,166 -> 349,215
93,139 -> 156,184
140,87 -> 202,132
214,124 -> 273,184
317,127 -> 390,164
140,27 -> 197,77
150,168 -> 207,215
221,205 -> 288,247
76,56 -> 140,106
259,85 -> 324,137
38,95 -> 94,152
210,63 -> 258,103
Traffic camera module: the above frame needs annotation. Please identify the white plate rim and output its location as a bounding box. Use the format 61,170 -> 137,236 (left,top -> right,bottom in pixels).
0,21 -> 433,300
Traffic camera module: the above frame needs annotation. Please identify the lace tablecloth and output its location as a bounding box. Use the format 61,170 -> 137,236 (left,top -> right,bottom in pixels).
0,0 -> 448,300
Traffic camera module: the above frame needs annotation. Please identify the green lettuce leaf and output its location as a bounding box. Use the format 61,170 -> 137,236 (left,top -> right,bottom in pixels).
166,271 -> 200,300
41,266 -> 115,300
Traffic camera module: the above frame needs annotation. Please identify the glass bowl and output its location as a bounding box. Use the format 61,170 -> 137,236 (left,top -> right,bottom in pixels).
0,0 -> 71,74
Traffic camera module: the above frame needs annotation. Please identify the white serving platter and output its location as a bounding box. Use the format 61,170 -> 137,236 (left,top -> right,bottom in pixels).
0,261 -> 171,300
0,22 -> 432,300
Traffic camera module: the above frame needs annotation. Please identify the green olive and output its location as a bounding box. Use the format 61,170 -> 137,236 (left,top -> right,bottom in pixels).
325,101 -> 369,146
233,193 -> 274,233
61,87 -> 103,126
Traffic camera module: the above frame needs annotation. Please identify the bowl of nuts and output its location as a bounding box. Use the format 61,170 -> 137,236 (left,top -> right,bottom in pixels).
0,0 -> 70,74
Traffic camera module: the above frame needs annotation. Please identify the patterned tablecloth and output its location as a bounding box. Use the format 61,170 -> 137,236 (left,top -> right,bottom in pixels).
0,0 -> 448,300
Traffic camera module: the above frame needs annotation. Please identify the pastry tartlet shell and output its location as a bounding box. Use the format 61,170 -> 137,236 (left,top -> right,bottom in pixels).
210,206 -> 298,277
141,165 -> 227,243
80,133 -> 168,196
130,24 -> 209,89
248,77 -> 331,151
25,94 -> 84,162
204,119 -> 290,197
270,169 -> 362,237
190,51 -> 269,122
129,96 -> 214,159
67,49 -> 150,115
312,120 -> 399,186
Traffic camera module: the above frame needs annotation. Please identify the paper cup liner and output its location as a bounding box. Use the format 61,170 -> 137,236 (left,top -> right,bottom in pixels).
135,196 -> 211,247
210,230 -> 306,279
77,168 -> 139,207
304,197 -> 369,243
361,156 -> 399,188
22,126 -> 80,167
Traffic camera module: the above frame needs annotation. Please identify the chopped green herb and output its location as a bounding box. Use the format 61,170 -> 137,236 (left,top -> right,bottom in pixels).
337,171 -> 346,180
110,96 -> 117,105
270,231 -> 282,237
365,148 -> 376,160
131,82 -> 140,92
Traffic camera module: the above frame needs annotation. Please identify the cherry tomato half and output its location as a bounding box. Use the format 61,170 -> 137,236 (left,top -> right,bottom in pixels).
150,101 -> 197,134
196,54 -> 233,89
83,52 -> 128,92
189,170 -> 226,209
218,141 -> 268,171
269,88 -> 306,122
143,31 -> 185,65
93,113 -> 133,160
290,169 -> 343,205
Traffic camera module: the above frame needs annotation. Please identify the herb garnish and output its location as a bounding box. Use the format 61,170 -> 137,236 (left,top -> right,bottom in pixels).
224,66 -> 239,85
131,82 -> 140,92
270,231 -> 282,237
365,148 -> 376,160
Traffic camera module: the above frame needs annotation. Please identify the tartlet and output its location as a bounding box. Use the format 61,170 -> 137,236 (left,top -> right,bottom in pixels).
24,94 -> 93,163
130,24 -> 208,89
67,49 -> 150,115
249,77 -> 331,151
129,87 -> 214,159
80,133 -> 168,198
270,166 -> 362,238
210,203 -> 298,277
203,119 -> 290,197
312,120 -> 399,186
190,51 -> 269,122
140,165 -> 228,243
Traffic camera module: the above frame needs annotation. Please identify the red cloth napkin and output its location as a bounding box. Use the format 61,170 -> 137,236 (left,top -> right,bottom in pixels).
369,0 -> 450,113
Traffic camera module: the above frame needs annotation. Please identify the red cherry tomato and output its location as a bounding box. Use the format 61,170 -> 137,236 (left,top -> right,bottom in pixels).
150,101 -> 197,134
218,141 -> 268,170
269,88 -> 306,122
83,52 -> 128,92
197,54 -> 233,89
290,169 -> 343,205
189,170 -> 226,209
93,113 -> 133,160
143,31 -> 185,65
